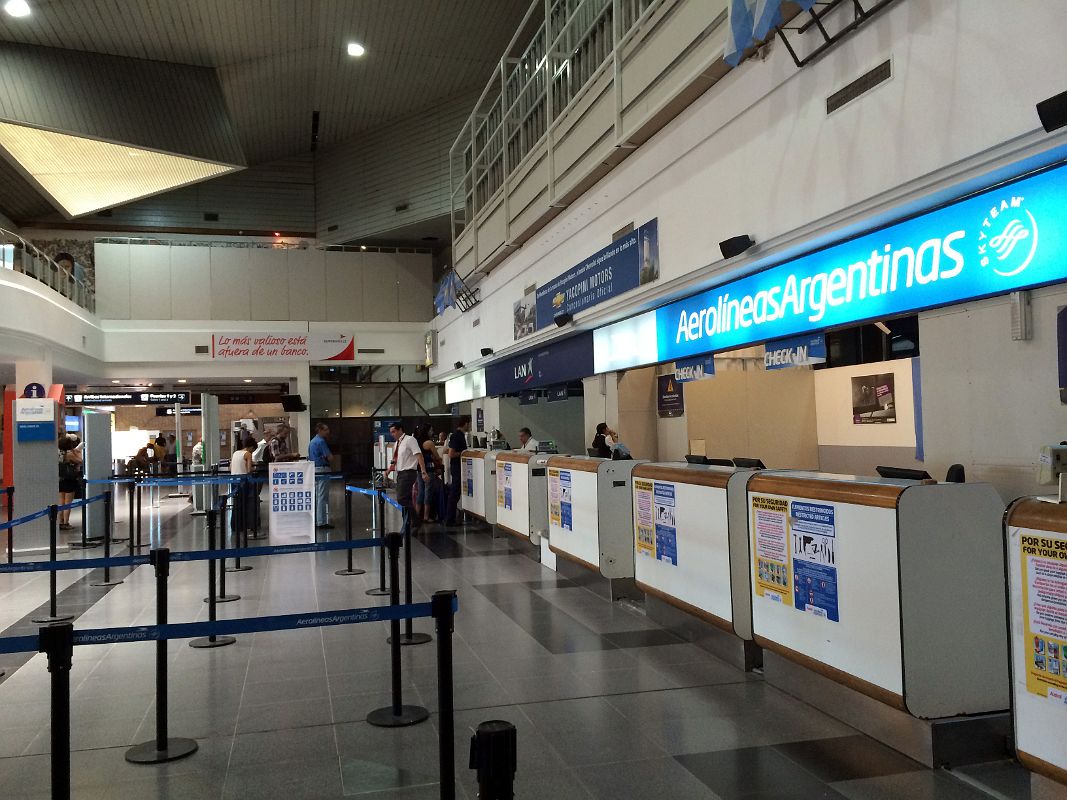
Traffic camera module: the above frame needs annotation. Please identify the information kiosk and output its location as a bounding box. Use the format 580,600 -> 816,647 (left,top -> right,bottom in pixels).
495,451 -> 551,551
631,462 -> 759,670
1005,499 -> 1067,797
746,471 -> 1009,767
545,455 -> 643,599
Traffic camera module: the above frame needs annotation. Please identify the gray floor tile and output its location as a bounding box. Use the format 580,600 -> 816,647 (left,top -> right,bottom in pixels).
223,756 -> 343,800
236,696 -> 334,733
229,724 -> 337,766
832,769 -> 1003,800
577,756 -> 722,799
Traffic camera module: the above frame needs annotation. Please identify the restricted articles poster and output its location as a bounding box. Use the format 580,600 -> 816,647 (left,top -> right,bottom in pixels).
1019,529 -> 1067,701
653,482 -> 678,565
559,470 -> 573,531
790,501 -> 839,622
752,496 -> 791,605
269,461 -> 315,538
634,479 -> 655,558
549,468 -> 561,527
463,458 -> 474,498
503,463 -> 513,510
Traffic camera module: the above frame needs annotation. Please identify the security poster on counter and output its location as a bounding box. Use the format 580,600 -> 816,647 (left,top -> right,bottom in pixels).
1018,529 -> 1067,701
851,373 -> 896,424
549,468 -> 562,527
790,502 -> 839,622
496,463 -> 505,508
502,463 -> 513,510
463,458 -> 474,498
752,496 -> 792,605
634,479 -> 655,558
269,461 -> 315,538
653,482 -> 678,565
559,470 -> 573,531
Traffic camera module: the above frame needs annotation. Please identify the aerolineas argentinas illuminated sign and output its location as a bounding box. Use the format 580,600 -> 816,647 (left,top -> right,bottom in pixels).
594,163 -> 1062,373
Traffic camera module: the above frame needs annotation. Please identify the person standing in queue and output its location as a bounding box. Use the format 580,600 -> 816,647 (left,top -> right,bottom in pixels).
444,416 -> 470,527
591,422 -> 617,458
517,427 -> 539,452
269,423 -> 292,461
309,423 -> 334,529
388,422 -> 428,534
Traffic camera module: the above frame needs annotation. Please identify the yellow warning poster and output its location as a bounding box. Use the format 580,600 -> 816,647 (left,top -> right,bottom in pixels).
1019,530 -> 1067,700
633,479 -> 655,558
752,495 -> 792,606
548,468 -> 561,527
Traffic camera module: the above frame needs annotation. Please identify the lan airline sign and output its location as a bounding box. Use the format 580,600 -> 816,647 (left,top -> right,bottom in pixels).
594,163 -> 1063,372
211,332 -> 354,362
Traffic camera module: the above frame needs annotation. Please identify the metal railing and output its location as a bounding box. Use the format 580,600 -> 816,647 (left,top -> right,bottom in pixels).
0,228 -> 95,312
449,0 -> 659,248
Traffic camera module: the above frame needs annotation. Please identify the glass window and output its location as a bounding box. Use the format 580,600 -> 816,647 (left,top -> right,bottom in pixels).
309,383 -> 341,418
342,385 -> 400,418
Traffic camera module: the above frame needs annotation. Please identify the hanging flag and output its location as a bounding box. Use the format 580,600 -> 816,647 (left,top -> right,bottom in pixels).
434,271 -> 458,315
724,0 -> 756,66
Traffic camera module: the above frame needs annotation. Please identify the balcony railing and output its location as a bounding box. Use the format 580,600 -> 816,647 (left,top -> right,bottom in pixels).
0,228 -> 95,312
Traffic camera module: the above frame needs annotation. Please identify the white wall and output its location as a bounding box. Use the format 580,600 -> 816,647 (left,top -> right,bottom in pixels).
96,243 -> 434,324
432,0 -> 1067,378
814,360 -> 917,450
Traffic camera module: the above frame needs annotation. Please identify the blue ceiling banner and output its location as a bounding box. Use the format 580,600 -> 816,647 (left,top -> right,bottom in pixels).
595,163 -> 1067,372
535,219 -> 659,329
547,386 -> 569,402
763,333 -> 826,370
519,390 -> 539,405
674,354 -> 715,382
486,332 -> 594,396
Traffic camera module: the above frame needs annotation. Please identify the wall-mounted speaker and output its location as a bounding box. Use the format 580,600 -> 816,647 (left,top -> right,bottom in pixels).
454,361 -> 464,370
1037,90 -> 1067,133
480,348 -> 493,357
719,235 -> 755,260
554,313 -> 573,327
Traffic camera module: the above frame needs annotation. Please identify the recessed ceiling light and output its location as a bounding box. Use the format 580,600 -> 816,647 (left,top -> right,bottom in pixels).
273,232 -> 281,237
4,0 -> 31,18
111,379 -> 120,384
360,245 -> 367,251
347,42 -> 365,57
243,379 -> 252,383
177,379 -> 187,383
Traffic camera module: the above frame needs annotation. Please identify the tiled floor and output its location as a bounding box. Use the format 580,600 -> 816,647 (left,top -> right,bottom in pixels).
0,487 -> 1037,798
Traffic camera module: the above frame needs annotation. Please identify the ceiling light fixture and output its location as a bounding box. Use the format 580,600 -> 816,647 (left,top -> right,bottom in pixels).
243,379 -> 253,383
111,379 -> 120,384
347,42 -> 366,57
3,0 -> 31,18
177,379 -> 187,384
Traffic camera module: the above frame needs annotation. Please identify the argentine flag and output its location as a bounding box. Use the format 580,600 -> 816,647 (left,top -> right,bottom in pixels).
727,0 -> 818,66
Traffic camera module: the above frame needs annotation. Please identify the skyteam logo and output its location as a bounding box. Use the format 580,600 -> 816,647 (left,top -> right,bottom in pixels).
978,195 -> 1038,277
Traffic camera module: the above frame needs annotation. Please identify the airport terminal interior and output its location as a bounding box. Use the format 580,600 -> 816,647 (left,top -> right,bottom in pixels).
1,1 -> 1067,798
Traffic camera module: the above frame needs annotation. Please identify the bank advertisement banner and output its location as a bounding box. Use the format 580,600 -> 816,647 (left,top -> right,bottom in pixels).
269,461 -> 315,537
1018,528 -> 1067,701
634,479 -> 655,558
595,163 -> 1067,372
790,502 -> 839,622
535,219 -> 659,329
764,333 -> 826,370
211,332 -> 354,361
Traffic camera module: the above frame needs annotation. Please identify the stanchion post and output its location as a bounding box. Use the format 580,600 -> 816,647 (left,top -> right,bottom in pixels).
392,512 -> 432,647
135,477 -> 144,550
433,590 -> 458,800
126,547 -> 198,764
79,478 -> 87,547
190,510 -> 235,649
5,485 -> 13,563
367,532 -> 429,728
213,496 -> 239,602
91,491 -> 122,587
366,489 -> 390,596
336,487 -> 365,577
39,622 -> 73,800
228,478 -> 252,573
32,506 -> 74,625
469,721 -> 518,800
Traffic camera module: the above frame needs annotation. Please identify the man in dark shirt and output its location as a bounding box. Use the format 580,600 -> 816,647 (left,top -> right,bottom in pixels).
444,415 -> 470,527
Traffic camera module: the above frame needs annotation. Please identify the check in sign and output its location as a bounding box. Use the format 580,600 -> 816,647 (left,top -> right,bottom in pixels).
595,162 -> 1067,371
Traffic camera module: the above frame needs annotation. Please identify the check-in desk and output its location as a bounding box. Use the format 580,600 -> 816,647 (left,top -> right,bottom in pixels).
546,455 -> 644,599
459,449 -> 496,524
747,471 -> 1010,767
495,452 -> 550,554
631,462 -> 759,670
1005,499 -> 1067,797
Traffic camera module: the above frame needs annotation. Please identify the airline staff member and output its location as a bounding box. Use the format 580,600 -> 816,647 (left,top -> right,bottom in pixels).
518,427 -> 539,452
388,422 -> 428,533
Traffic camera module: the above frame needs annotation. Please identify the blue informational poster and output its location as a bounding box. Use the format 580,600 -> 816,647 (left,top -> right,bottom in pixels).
464,458 -> 474,497
504,463 -> 513,510
653,482 -> 678,565
560,470 -> 573,531
269,462 -> 315,536
790,501 -> 838,622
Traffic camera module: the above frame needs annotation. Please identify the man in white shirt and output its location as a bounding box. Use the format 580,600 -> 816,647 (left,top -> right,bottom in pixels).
518,427 -> 539,452
387,422 -> 428,532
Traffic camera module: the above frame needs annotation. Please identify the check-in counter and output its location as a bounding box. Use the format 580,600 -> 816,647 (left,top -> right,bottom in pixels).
459,449 -> 489,522
746,470 -> 1009,767
546,455 -> 644,598
631,462 -> 758,669
495,451 -> 550,548
1005,499 -> 1067,795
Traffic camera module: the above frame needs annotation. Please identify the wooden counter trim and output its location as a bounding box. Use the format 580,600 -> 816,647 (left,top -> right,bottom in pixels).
637,581 -> 734,634
748,474 -> 902,510
461,450 -> 486,460
633,464 -> 730,489
549,545 -> 599,573
753,634 -> 907,712
1018,751 -> 1067,787
496,451 -> 533,465
1007,498 -> 1067,535
497,521 -> 530,541
546,456 -> 602,473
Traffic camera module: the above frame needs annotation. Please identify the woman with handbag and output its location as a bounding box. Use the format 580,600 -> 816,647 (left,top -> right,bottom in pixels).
57,436 -> 82,530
